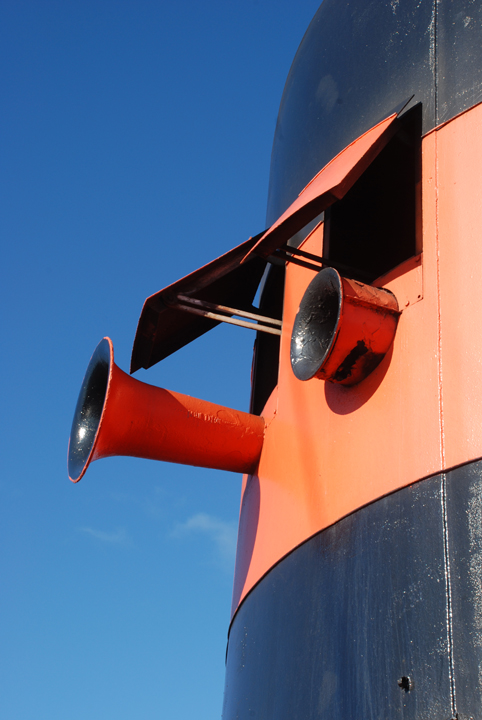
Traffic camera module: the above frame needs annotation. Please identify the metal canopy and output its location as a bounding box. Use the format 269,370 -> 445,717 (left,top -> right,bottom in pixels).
131,108 -> 411,374
242,112 -> 400,264
130,232 -> 267,373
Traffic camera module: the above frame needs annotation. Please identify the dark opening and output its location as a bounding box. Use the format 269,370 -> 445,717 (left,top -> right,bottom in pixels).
68,339 -> 110,481
290,268 -> 341,381
324,105 -> 422,283
397,675 -> 413,692
250,264 -> 285,416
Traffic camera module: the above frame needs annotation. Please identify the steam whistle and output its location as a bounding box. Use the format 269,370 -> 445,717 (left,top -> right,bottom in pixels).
68,337 -> 265,482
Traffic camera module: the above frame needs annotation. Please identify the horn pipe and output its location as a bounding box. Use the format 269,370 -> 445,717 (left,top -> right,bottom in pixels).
68,338 -> 265,482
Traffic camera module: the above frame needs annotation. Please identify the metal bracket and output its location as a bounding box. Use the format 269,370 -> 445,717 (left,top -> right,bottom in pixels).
269,245 -> 370,280
168,293 -> 282,336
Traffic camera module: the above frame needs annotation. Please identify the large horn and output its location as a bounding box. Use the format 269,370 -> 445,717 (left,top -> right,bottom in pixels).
68,338 -> 265,482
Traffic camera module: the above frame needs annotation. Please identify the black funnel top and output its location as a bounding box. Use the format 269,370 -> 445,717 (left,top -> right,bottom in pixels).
268,0 -> 482,224
68,338 -> 111,482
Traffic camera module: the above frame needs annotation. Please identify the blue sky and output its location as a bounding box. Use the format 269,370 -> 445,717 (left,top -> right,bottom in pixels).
1,2 -> 321,718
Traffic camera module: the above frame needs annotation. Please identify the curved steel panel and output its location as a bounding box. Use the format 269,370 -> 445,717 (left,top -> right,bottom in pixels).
225,475 -> 452,720
267,0 -> 482,224
226,461 -> 482,719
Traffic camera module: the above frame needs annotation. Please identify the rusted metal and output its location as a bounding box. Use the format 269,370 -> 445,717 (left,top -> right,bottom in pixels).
169,294 -> 282,336
290,267 -> 399,386
175,294 -> 282,326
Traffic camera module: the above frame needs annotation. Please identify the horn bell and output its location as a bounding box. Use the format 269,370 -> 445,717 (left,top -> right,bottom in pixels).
68,337 -> 265,482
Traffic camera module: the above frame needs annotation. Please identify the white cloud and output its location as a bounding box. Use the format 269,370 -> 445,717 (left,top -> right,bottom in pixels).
173,513 -> 237,569
79,526 -> 130,545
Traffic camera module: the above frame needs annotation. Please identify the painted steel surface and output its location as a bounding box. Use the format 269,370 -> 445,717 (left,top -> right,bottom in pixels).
67,1 -> 482,715
232,101 -> 482,615
245,112 -> 399,262
267,0 -> 482,225
446,462 -> 482,714
131,233 -> 266,372
291,268 -> 399,385
69,338 -> 264,482
225,461 -> 482,718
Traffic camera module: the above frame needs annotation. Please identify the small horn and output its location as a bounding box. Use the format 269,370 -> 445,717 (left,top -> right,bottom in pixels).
68,338 -> 264,482
290,268 -> 399,386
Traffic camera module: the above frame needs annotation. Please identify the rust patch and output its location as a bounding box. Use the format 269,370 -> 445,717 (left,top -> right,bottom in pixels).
333,340 -> 369,382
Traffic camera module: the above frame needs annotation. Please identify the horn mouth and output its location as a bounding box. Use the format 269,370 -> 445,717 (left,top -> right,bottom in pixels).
290,268 -> 342,381
68,337 -> 113,482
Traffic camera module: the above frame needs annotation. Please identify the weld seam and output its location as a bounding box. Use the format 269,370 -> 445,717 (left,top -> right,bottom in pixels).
441,473 -> 456,716
433,3 -> 456,706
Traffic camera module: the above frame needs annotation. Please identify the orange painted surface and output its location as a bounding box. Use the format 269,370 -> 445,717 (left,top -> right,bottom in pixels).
73,338 -> 265,481
232,103 -> 482,616
431,106 -> 482,468
311,274 -> 399,385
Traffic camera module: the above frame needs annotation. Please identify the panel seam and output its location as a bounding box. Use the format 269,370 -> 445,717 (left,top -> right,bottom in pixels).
441,473 -> 457,717
433,0 -> 456,709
